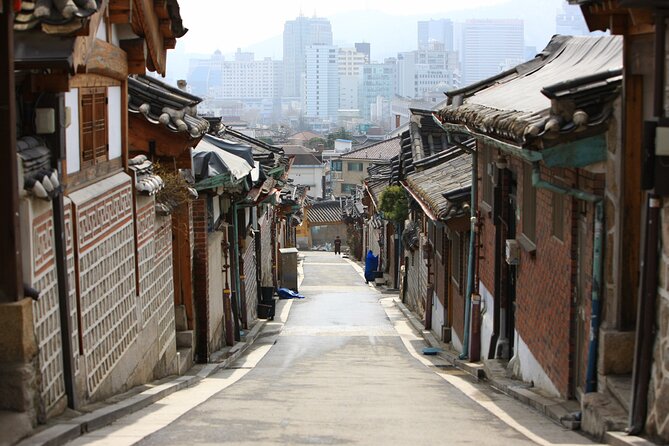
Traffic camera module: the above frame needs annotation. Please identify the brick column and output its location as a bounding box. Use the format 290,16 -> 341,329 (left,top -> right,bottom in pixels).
192,198 -> 209,362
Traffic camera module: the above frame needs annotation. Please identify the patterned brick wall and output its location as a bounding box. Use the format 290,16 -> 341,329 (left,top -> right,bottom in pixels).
243,237 -> 258,323
73,178 -> 139,395
29,205 -> 66,417
136,196 -> 175,357
405,231 -> 428,320
259,210 -> 274,288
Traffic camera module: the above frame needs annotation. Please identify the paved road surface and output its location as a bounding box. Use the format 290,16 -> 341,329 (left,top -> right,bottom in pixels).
69,251 -> 599,445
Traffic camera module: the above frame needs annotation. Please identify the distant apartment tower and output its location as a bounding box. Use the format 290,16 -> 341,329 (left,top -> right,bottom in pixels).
338,48 -> 366,115
187,50 -> 282,121
397,47 -> 460,99
462,19 -> 524,86
359,59 -> 397,120
283,16 -> 333,98
355,42 -> 371,62
418,19 -> 454,51
556,4 -> 590,36
303,45 -> 339,122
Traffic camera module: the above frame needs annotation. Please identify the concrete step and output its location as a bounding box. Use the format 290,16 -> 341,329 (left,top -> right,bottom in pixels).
582,391 -> 628,441
607,374 -> 632,413
176,330 -> 194,349
176,347 -> 193,375
175,305 -> 188,332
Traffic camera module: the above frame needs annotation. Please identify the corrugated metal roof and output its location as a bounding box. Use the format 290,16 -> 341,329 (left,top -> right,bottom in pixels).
340,136 -> 402,161
438,35 -> 622,148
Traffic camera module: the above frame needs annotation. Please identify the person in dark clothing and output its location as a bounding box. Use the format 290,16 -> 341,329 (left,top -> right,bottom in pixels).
334,236 -> 342,255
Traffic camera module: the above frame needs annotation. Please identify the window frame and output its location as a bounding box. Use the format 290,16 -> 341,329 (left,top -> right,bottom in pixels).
79,86 -> 109,169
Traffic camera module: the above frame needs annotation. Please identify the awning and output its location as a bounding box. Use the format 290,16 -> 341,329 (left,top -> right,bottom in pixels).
193,138 -> 253,181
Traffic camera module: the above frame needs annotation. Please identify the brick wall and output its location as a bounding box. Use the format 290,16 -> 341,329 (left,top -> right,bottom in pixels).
192,197 -> 209,362
476,145 -> 601,397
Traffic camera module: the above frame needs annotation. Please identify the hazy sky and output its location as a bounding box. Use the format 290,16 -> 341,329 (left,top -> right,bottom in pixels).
177,0 -> 510,54
166,0 -> 571,81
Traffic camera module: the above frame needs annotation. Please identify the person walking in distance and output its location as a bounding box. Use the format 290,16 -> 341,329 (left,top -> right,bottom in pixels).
334,236 -> 342,255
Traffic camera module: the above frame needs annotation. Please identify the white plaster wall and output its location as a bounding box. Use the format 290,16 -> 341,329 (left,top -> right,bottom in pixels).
479,281 -> 495,361
289,165 -> 324,198
108,86 -> 122,160
431,290 -> 445,340
451,327 -> 463,353
511,333 -> 560,397
207,232 -> 225,353
65,89 -> 80,174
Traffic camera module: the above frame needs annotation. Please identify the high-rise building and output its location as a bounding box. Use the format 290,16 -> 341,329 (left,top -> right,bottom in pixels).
303,45 -> 339,122
282,16 -> 333,98
462,19 -> 524,86
186,50 -> 282,123
397,47 -> 460,99
338,47 -> 366,115
418,19 -> 454,51
556,4 -> 590,36
359,59 -> 397,121
354,42 -> 371,63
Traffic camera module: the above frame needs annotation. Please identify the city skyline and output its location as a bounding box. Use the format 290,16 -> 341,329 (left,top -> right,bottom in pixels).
167,0 -> 570,81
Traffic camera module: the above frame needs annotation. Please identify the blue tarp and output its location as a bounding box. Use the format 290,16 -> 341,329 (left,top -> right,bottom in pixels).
277,287 -> 305,299
364,250 -> 379,283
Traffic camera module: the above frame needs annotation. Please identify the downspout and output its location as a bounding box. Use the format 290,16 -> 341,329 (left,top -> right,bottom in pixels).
531,162 -> 603,393
231,202 -> 241,341
460,148 -> 477,359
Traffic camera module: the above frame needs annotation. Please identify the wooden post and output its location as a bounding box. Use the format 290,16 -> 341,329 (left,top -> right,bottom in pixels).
0,0 -> 22,303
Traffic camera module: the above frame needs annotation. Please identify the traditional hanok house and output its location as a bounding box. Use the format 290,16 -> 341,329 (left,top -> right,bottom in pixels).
127,74 -> 209,372
3,0 -> 186,439
214,126 -> 290,332
388,107 -> 474,349
569,1 -> 669,441
191,133 -> 253,358
402,145 -> 473,350
341,187 -> 366,260
362,162 -> 392,276
302,199 -> 347,250
435,35 -> 623,407
277,182 -> 309,250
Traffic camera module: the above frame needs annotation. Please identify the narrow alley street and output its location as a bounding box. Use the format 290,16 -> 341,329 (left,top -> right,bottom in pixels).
66,252 -> 599,446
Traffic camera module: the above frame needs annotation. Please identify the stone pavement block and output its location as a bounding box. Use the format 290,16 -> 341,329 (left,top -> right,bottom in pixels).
605,431 -> 657,446
15,423 -> 80,446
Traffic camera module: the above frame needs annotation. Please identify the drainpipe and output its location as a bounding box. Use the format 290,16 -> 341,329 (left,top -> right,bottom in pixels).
460,148 -> 478,359
531,162 -> 603,393
231,202 -> 241,341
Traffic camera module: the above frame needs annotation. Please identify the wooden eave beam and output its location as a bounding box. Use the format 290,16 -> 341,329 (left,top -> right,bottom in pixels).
109,0 -> 132,24
132,0 -> 166,75
86,38 -> 128,80
153,0 -> 169,19
71,0 -> 110,74
119,38 -> 146,74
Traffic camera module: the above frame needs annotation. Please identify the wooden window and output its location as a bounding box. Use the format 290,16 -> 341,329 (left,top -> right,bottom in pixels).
522,162 -> 536,243
552,191 -> 565,241
80,87 -> 108,168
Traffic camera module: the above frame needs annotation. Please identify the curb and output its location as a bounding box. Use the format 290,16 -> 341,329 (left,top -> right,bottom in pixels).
16,320 -> 267,446
393,299 -> 579,427
393,299 -> 662,445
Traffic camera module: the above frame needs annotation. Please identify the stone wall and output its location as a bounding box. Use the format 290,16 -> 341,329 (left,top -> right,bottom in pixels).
647,201 -> 669,441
